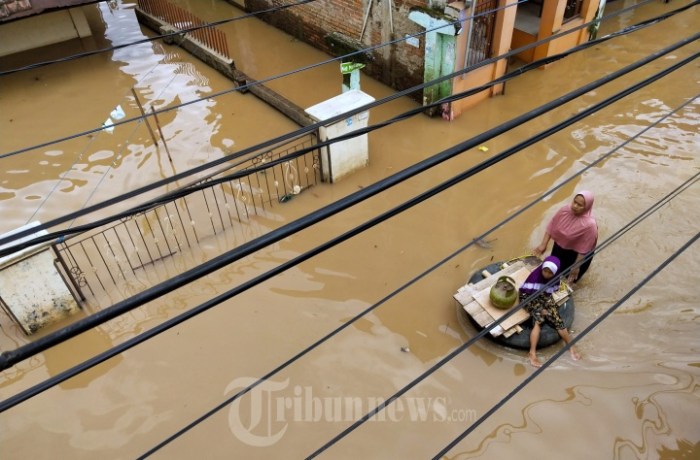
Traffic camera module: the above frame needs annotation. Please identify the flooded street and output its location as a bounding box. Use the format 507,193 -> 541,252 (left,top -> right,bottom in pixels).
1,0 -> 699,458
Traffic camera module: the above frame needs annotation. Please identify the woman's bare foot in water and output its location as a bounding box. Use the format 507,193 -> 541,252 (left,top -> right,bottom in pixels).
529,352 -> 542,367
570,347 -> 581,361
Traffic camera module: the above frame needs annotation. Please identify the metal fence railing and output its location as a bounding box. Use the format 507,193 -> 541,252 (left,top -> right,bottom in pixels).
54,133 -> 321,305
137,0 -> 230,59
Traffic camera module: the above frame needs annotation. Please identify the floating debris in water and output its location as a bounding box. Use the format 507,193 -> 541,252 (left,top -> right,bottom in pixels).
110,105 -> 125,120
478,145 -> 489,152
401,346 -> 410,353
473,237 -> 497,249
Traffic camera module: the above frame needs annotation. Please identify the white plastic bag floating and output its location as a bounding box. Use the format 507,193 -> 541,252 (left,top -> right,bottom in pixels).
110,104 -> 125,120
102,105 -> 124,134
102,117 -> 114,134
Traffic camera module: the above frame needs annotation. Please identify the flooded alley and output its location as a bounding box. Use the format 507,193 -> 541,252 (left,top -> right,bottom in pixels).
0,0 -> 698,458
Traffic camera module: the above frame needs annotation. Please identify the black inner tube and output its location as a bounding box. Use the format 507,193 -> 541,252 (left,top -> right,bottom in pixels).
463,261 -> 575,350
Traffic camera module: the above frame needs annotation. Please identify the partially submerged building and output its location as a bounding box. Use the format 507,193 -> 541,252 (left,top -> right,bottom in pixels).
0,0 -> 604,115
0,0 -> 103,57
238,0 -> 605,119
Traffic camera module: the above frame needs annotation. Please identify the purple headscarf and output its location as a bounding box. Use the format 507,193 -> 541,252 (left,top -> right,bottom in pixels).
519,256 -> 560,296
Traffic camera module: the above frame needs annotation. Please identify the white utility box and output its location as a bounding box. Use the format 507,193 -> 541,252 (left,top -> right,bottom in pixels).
305,89 -> 375,183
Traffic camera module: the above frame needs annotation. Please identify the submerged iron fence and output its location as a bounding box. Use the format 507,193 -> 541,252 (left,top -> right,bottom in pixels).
137,0 -> 230,59
54,134 -> 321,305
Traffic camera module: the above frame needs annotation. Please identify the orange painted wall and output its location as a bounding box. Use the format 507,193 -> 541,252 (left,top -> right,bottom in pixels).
449,0 -> 517,118
550,17 -> 585,55
511,28 -> 537,62
451,65 -> 496,116
516,0 -> 602,64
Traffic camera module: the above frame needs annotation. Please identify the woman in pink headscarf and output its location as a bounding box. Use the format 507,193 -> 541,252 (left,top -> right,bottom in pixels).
533,191 -> 598,283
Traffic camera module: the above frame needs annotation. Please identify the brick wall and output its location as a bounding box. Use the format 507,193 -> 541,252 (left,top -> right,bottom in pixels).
245,0 -> 430,102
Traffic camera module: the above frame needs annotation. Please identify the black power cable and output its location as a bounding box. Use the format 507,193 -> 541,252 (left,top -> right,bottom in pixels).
1,92 -> 694,421
0,36 -> 693,368
138,112 -> 700,458
0,78 -> 696,430
0,0 -> 321,76
432,232 -> 700,459
0,6 -> 693,458
1,0 -> 689,268
0,0 -> 530,159
3,0 -> 528,77
306,174 -> 700,459
0,5 -> 696,255
0,37 -> 695,373
2,0 -> 682,171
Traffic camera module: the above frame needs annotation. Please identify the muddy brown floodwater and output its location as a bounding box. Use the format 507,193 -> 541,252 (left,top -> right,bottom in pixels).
0,0 -> 698,458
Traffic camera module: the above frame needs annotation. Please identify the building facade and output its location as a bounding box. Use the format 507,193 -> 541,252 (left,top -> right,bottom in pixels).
238,0 -> 604,119
0,0 -> 101,57
0,0 -> 604,118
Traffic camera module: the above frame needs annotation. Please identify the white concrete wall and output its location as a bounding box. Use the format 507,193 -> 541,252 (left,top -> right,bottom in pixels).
0,7 -> 93,57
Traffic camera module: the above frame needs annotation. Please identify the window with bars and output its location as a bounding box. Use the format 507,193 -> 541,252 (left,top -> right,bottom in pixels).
463,0 -> 498,68
564,0 -> 584,21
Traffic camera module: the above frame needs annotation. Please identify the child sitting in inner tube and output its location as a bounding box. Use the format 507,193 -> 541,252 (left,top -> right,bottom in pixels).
519,256 -> 581,367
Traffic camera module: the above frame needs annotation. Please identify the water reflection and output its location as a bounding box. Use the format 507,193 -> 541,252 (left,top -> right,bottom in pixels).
451,367 -> 698,459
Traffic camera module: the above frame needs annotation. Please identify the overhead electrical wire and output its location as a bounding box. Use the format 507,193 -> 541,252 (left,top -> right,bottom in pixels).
1,38 -> 696,460
0,11 -> 696,384
3,0 -> 683,167
305,174 -> 700,459
0,36 -> 693,372
0,74 -> 695,413
0,0 -> 543,249
430,247 -> 698,458
0,65 -> 696,417
0,0 -> 697,452
431,244 -> 700,459
0,4 -> 695,255
0,37 -> 695,372
0,0 -> 534,160
1,92 -> 694,416
2,0 -> 680,175
137,100 -> 700,457
0,0 -> 692,394
1,1 -> 689,260
0,0 -> 321,76
0,1 -> 695,456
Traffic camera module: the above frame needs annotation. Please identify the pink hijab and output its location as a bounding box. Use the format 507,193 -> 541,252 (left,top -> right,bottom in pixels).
546,191 -> 598,254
